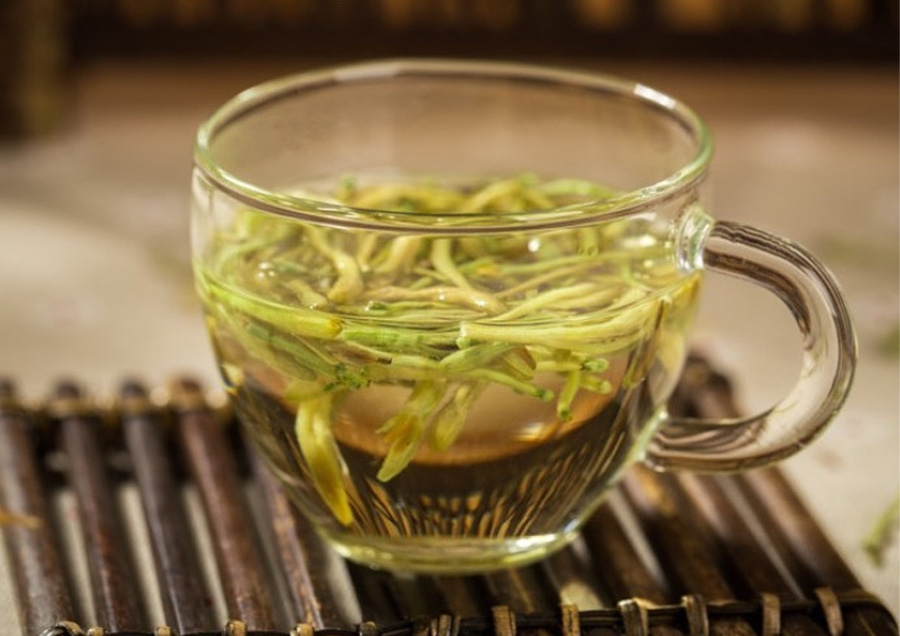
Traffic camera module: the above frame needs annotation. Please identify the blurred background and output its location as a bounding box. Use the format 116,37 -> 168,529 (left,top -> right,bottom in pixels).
0,0 -> 898,629
1,0 -> 898,138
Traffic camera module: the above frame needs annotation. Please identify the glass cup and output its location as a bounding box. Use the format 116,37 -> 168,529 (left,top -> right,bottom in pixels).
191,60 -> 856,573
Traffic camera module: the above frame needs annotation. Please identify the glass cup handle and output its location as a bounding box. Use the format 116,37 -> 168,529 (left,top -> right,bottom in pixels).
645,219 -> 857,472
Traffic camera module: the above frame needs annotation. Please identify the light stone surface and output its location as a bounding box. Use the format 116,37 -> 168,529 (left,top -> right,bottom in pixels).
0,61 -> 896,633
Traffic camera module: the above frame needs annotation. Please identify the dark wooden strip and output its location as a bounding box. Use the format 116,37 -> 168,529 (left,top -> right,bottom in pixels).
664,357 -> 825,636
425,576 -> 489,617
119,380 -> 215,633
346,562 -> 407,625
737,469 -> 857,592
581,496 -> 670,604
0,379 -> 77,634
482,568 -> 558,636
540,545 -> 618,636
581,496 -> 685,636
668,357 -> 834,590
540,543 -> 606,610
676,473 -> 830,636
170,378 -> 279,631
249,446 -> 362,628
737,468 -> 899,636
621,465 -> 757,636
53,381 -> 145,631
660,355 -> 826,634
483,566 -> 556,613
670,354 -> 893,635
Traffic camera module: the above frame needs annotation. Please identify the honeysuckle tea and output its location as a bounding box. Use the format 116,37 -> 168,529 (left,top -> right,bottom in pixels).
197,174 -> 699,569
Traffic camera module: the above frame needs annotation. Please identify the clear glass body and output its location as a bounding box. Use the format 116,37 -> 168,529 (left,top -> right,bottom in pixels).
192,61 -> 855,572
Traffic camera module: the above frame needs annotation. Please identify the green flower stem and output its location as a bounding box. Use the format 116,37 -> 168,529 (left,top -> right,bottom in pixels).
458,175 -> 531,212
338,323 -> 457,352
488,282 -> 597,322
496,264 -> 617,299
284,279 -> 328,309
204,174 -> 690,507
460,368 -> 553,401
552,287 -> 625,311
213,310 -> 317,382
556,370 -> 582,422
580,375 -> 613,394
377,380 -> 446,481
429,381 -> 488,451
351,183 -> 465,211
458,307 -> 651,352
294,393 -> 353,525
520,186 -> 554,209
535,360 -> 582,372
208,281 -> 342,339
284,379 -> 327,407
365,285 -> 506,314
439,342 -> 515,373
863,494 -> 900,567
431,238 -> 472,289
265,332 -> 337,378
407,272 -> 437,290
304,226 -> 364,303
578,228 -> 601,254
211,237 -> 275,277
498,348 -> 537,381
582,358 -> 610,372
340,340 -> 395,363
389,354 -> 441,371
457,255 -> 500,274
354,233 -> 380,270
374,236 -> 423,277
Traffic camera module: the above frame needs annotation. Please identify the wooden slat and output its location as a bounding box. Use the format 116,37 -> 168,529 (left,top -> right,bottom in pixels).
738,469 -> 859,593
0,379 -> 77,634
347,563 -> 408,625
119,380 -> 215,633
671,355 -> 895,635
250,445 -> 362,628
540,543 -> 607,611
581,499 -> 685,636
582,496 -> 670,604
540,548 -> 617,636
621,466 -> 758,636
675,473 -> 830,636
0,357 -> 895,636
665,357 -> 833,636
53,381 -> 145,632
170,378 -> 279,631
426,576 -> 490,617
737,468 -> 899,636
484,566 -> 557,614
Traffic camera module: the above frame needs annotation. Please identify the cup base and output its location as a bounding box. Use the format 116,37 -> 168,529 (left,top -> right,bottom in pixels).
321,526 -> 582,575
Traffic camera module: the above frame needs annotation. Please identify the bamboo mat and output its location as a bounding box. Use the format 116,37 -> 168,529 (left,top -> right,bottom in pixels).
0,356 -> 895,636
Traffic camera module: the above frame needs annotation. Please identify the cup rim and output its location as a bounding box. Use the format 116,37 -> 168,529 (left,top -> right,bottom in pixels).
194,58 -> 713,233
